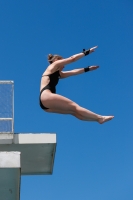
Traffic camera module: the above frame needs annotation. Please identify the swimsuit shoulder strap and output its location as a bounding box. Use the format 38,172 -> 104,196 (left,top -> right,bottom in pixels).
42,70 -> 59,77
42,74 -> 50,77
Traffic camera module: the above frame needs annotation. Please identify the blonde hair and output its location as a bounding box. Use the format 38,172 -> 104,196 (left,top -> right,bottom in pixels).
48,54 -> 63,64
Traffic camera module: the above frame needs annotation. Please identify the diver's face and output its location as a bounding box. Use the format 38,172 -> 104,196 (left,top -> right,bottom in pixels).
53,57 -> 62,62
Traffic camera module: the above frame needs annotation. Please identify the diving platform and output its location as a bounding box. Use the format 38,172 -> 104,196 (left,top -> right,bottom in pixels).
0,81 -> 57,200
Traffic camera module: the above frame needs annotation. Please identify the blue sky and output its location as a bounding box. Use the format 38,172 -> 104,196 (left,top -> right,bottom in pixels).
0,0 -> 133,199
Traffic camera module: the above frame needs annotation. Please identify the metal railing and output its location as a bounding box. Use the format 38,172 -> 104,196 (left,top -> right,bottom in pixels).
0,81 -> 14,133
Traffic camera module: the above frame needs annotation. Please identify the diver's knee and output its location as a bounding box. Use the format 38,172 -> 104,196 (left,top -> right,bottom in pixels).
70,103 -> 80,114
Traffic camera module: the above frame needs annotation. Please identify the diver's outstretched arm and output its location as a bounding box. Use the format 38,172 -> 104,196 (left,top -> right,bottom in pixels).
54,46 -> 98,68
60,65 -> 99,78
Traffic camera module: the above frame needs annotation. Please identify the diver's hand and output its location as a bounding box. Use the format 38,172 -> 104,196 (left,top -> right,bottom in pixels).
89,65 -> 99,71
89,46 -> 98,53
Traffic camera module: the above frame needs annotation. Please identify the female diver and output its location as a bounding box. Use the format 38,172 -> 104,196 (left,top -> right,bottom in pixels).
39,46 -> 114,124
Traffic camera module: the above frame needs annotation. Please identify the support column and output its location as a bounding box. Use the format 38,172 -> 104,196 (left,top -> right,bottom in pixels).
0,152 -> 21,200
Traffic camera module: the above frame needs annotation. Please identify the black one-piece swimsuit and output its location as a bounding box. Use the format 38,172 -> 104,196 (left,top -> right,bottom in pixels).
39,70 -> 60,110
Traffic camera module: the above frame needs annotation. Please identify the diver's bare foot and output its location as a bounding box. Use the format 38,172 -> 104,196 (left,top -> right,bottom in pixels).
98,116 -> 114,124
